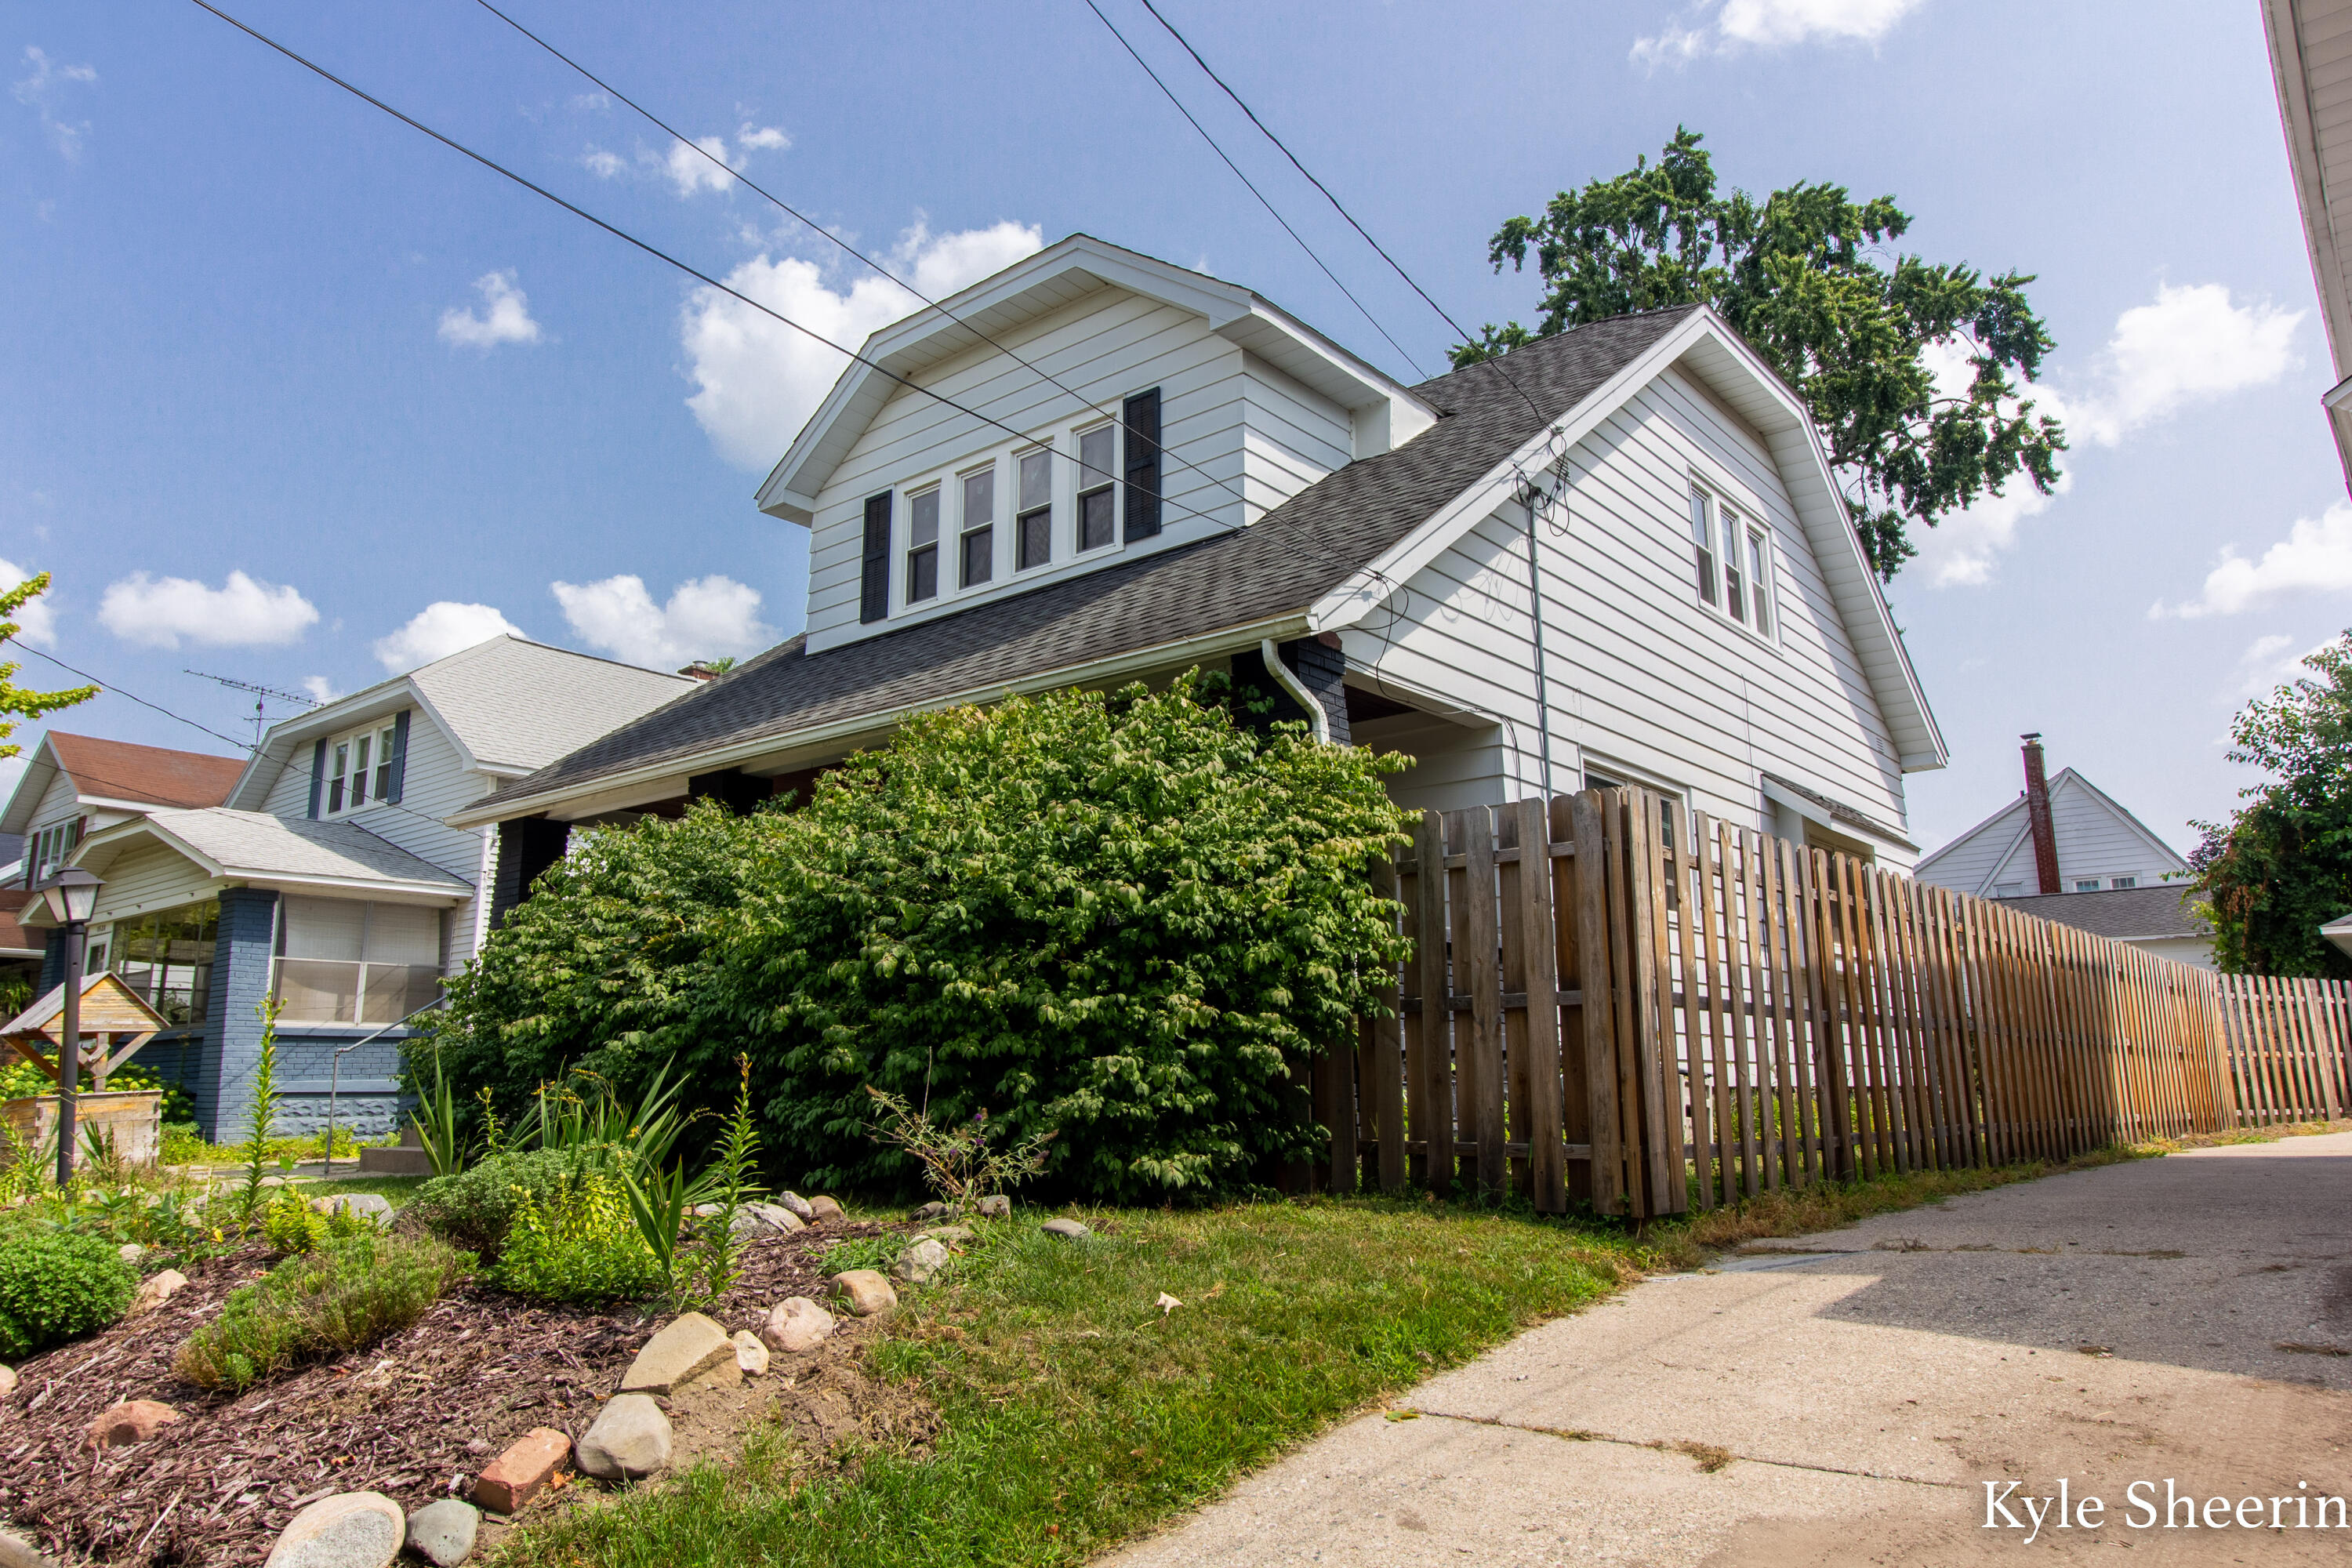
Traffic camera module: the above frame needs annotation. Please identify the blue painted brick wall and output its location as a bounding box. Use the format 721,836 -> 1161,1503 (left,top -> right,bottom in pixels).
195,887 -> 278,1142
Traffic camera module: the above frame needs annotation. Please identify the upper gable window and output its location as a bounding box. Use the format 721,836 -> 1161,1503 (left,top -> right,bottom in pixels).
1077,424 -> 1117,551
325,717 -> 401,815
960,465 -> 996,589
1688,488 -> 1719,605
906,486 -> 941,604
24,818 -> 78,887
1016,448 -> 1052,572
1687,483 -> 1773,641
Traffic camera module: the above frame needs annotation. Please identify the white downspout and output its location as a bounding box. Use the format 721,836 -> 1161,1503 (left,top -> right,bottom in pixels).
1261,638 -> 1332,744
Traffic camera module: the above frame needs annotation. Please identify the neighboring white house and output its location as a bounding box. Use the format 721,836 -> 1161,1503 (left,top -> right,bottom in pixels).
28,637 -> 697,1138
453,235 -> 1943,874
2264,0 -> 2352,490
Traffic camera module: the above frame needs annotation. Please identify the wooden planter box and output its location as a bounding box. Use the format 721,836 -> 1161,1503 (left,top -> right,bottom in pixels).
0,1091 -> 165,1169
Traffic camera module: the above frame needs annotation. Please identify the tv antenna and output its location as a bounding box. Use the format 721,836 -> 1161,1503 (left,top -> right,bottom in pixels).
185,670 -> 318,748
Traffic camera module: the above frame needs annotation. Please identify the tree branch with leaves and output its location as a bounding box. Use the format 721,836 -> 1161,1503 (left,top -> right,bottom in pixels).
1457,128 -> 2066,580
0,572 -> 96,760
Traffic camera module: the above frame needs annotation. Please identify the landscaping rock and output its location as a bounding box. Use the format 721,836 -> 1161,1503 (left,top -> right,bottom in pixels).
731,1329 -> 769,1377
1041,1218 -> 1091,1240
0,1527 -> 49,1568
0,1364 -> 16,1398
470,1427 -> 571,1514
130,1269 -> 189,1316
260,1175 -> 287,1188
618,1312 -> 739,1396
891,1236 -> 953,1284
85,1399 -> 179,1449
744,1201 -> 805,1234
116,1242 -> 143,1265
912,1200 -> 949,1222
916,1225 -> 976,1248
261,1490 -> 403,1568
774,1191 -> 815,1221
311,1192 -> 394,1225
402,1499 -> 480,1568
575,1393 -> 672,1482
760,1297 -> 835,1353
807,1195 -> 844,1221
976,1194 -> 1011,1218
828,1269 -> 896,1316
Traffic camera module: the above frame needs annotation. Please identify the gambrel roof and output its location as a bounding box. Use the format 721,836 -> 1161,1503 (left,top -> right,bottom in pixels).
459,299 -> 1941,827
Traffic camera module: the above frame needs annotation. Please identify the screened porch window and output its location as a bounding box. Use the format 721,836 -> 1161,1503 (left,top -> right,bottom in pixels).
106,899 -> 220,1029
272,896 -> 444,1025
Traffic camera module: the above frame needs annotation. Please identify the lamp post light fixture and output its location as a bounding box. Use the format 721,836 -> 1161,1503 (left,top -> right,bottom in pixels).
35,867 -> 103,1189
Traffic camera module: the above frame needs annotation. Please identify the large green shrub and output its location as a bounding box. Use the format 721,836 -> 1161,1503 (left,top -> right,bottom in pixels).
0,1230 -> 137,1359
428,676 -> 1412,1202
175,1231 -> 470,1392
404,1147 -> 604,1254
490,1168 -> 666,1305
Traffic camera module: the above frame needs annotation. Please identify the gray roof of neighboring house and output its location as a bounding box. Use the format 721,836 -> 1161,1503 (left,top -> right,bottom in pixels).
482,307 -> 1700,815
85,808 -> 470,896
1993,884 -> 2209,941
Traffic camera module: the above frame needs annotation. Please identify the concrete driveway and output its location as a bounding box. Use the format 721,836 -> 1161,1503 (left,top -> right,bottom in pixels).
1105,1134 -> 2352,1566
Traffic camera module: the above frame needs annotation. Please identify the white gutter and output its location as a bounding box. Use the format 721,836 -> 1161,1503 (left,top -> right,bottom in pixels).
1260,639 -> 1330,744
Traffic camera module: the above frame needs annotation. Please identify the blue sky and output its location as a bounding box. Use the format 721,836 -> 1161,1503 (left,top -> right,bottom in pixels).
2,0 -> 2342,856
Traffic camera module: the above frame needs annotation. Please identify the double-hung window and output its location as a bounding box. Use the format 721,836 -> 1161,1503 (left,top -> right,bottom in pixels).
24,818 -> 79,887
1689,488 -> 1719,605
1688,484 -> 1774,638
1077,424 -> 1116,550
325,719 -> 399,815
1016,448 -> 1052,571
906,487 -> 941,603
960,465 -> 995,588
1745,527 -> 1772,636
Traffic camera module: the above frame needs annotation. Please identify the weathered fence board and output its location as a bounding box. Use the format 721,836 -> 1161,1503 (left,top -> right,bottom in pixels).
1304,786 -> 2350,1217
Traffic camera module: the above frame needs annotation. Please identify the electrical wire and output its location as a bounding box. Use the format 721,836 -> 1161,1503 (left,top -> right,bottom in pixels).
187,0 -> 1251,541
469,0 -> 1260,521
1130,0 -> 1544,416
1081,0 -> 1430,380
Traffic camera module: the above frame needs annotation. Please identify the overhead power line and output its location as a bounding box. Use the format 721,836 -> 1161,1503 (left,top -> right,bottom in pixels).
470,0 -> 1257,521
187,0 -> 1251,540
1081,0 -> 1430,380
1127,0 -> 1544,416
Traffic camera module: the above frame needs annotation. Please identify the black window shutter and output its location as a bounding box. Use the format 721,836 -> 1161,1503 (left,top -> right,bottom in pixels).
387,710 -> 412,804
860,492 -> 894,623
307,739 -> 327,819
1123,388 -> 1162,542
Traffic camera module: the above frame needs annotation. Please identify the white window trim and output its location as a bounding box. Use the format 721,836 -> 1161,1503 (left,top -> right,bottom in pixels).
1683,472 -> 1780,651
322,716 -> 401,818
1013,445 -> 1055,575
904,483 -> 942,606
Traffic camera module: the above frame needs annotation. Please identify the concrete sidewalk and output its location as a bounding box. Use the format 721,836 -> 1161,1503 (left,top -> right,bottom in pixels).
1106,1134 -> 2352,1566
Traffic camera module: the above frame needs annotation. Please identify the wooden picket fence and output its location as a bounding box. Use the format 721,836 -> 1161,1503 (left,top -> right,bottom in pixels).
1310,787 -> 2352,1217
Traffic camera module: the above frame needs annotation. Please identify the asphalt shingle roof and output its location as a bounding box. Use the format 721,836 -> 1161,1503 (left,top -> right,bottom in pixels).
1993,885 -> 2209,941
491,307 -> 1698,812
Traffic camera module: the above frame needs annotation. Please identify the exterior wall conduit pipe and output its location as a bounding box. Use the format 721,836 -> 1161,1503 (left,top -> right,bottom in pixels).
1260,637 -> 1332,744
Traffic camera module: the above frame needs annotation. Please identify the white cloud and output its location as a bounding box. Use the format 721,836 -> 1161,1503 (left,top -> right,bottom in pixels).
0,558 -> 60,645
1634,0 -> 1922,64
681,220 -> 1044,470
12,45 -> 96,162
98,570 -> 318,648
550,574 -> 773,669
2151,500 -> 2352,620
301,675 -> 340,706
372,601 -> 523,673
437,270 -> 543,350
666,135 -> 738,196
585,123 -> 791,195
582,147 -> 625,179
1907,469 -> 2072,590
2067,283 -> 2301,447
2226,633 -> 2338,699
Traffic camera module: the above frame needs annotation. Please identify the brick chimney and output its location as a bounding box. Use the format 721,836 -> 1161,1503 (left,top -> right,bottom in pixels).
677,662 -> 723,682
2020,733 -> 2060,895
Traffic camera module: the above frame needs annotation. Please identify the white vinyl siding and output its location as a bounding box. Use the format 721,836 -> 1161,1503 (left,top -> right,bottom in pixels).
87,840 -> 217,924
1915,770 -> 2191,898
1338,365 -> 1912,862
800,287 -> 1356,652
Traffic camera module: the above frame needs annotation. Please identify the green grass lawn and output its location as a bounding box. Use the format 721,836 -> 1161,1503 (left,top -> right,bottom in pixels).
487,1139 -> 2249,1568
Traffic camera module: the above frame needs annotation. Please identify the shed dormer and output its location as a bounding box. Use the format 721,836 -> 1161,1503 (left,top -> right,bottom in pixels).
758,234 -> 1438,655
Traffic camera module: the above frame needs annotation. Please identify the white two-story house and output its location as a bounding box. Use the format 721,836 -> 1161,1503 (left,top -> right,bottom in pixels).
453,235 -> 1943,886
31,637 -> 695,1139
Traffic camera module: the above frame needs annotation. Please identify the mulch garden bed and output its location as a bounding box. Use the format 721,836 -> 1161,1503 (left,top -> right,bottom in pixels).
0,1216 -> 919,1566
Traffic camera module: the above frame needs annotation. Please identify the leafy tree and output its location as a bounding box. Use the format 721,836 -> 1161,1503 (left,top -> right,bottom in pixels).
2190,632 -> 2352,978
426,674 -> 1411,1202
1458,128 -> 2065,579
0,572 -> 95,760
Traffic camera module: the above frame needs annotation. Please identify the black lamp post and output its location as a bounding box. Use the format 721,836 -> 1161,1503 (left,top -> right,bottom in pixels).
36,867 -> 102,1188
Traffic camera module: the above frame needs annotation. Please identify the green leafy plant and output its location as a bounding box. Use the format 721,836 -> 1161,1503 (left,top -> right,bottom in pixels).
0,1229 -> 137,1359
619,1156 -> 695,1306
410,1051 -> 467,1179
491,1167 -> 666,1305
815,1232 -> 906,1276
430,675 -> 1411,1203
0,570 -> 97,762
237,997 -> 285,1218
405,1146 -> 601,1256
174,1230 -> 470,1392
691,1056 -> 765,1304
1458,128 -> 2064,579
864,1087 -> 1054,1218
260,1188 -> 361,1255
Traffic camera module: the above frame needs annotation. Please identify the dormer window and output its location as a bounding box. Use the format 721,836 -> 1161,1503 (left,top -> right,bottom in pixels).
960,465 -> 996,588
1016,448 -> 1053,570
1078,424 -> 1116,550
907,486 -> 941,603
325,718 -> 400,815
